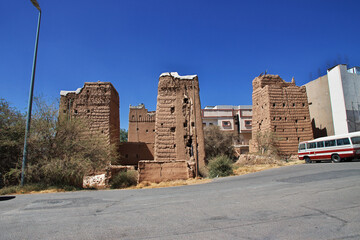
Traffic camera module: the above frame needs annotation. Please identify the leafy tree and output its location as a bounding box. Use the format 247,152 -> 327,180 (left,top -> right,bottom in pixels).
0,99 -> 25,187
204,125 -> 238,160
3,97 -> 113,187
120,128 -> 128,142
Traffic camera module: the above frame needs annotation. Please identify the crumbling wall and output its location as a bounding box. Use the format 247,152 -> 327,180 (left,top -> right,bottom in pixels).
59,82 -> 120,146
250,75 -> 313,155
138,160 -> 195,183
118,142 -> 154,166
154,72 -> 205,168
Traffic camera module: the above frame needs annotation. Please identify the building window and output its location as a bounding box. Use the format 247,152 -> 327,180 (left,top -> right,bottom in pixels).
273,103 -> 276,107
295,119 -> 298,123
222,121 -> 231,127
146,129 -> 148,133
293,103 -> 296,107
63,110 -> 66,113
245,120 -> 252,126
132,115 -> 135,120
302,103 -> 305,107
170,127 -> 175,132
74,109 -> 78,114
153,129 -> 155,132
170,107 -> 175,113
283,103 -> 286,107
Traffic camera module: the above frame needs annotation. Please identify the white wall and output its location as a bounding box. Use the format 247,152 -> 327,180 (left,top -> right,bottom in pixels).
328,65 -> 348,134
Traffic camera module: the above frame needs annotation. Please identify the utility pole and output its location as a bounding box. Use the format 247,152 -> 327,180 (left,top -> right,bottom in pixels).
21,0 -> 42,186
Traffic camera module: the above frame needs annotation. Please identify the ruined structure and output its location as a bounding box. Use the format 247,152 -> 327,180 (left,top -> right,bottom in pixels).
249,74 -> 313,155
118,104 -> 155,166
59,82 -> 120,146
138,72 -> 206,183
128,104 -> 156,143
154,72 -> 205,166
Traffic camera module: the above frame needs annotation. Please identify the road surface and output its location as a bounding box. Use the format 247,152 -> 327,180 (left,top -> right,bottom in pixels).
1,162 -> 360,239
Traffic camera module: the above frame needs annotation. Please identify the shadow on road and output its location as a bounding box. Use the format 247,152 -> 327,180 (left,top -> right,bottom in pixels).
0,196 -> 16,201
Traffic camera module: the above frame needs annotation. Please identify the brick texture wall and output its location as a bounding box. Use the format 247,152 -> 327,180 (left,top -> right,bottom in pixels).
154,73 -> 205,168
250,75 -> 313,155
59,82 -> 120,146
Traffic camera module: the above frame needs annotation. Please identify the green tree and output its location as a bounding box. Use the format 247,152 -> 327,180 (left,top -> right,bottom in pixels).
0,99 -> 25,187
120,128 -> 128,142
4,97 -> 112,187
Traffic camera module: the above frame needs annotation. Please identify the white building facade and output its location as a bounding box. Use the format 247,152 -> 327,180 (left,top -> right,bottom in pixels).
202,105 -> 252,153
305,64 -> 360,137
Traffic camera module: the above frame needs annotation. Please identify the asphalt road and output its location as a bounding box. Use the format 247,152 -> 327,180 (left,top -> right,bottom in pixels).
1,162 -> 360,240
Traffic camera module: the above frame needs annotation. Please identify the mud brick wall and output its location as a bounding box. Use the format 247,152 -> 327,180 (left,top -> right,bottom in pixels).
138,160 -> 195,183
128,104 -> 156,144
59,82 -> 120,146
250,75 -> 313,155
118,142 -> 154,166
154,73 -> 206,168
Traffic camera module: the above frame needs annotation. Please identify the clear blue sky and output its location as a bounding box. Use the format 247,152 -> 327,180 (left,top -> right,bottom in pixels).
1,0 -> 360,130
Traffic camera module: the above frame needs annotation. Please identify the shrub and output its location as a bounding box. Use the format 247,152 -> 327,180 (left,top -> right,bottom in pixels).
110,171 -> 138,189
204,125 -> 238,160
208,155 -> 234,178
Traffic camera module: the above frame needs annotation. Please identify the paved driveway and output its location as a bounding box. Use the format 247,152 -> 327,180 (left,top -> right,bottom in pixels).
1,162 -> 360,239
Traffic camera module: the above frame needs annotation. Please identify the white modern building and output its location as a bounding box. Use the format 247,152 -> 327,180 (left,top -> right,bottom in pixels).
305,64 -> 360,137
202,105 -> 252,153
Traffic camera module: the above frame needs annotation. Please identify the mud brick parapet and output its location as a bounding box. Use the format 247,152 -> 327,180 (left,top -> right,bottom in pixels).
138,160 -> 195,183
128,104 -> 156,144
250,74 -> 313,155
59,82 -> 120,146
154,72 -> 206,168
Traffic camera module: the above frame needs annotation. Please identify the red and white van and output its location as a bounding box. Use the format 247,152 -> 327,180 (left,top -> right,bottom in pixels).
298,132 -> 360,163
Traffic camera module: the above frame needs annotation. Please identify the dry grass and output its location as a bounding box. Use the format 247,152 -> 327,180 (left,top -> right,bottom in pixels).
129,178 -> 212,190
233,155 -> 303,176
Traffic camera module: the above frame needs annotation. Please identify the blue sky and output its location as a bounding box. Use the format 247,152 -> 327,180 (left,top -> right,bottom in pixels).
1,0 -> 360,130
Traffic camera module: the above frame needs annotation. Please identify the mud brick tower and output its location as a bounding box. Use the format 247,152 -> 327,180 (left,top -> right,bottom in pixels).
250,74 -> 313,155
128,104 -> 156,143
59,82 -> 120,146
154,72 -> 206,167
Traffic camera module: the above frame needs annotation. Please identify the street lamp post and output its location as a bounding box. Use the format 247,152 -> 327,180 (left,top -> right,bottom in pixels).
21,0 -> 42,186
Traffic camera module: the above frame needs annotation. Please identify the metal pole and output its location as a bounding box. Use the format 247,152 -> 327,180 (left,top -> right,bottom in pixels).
21,10 -> 41,186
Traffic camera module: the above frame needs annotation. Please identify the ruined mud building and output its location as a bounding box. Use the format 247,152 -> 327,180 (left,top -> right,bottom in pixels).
59,82 -> 120,146
250,74 -> 313,155
138,72 -> 206,183
118,104 -> 155,165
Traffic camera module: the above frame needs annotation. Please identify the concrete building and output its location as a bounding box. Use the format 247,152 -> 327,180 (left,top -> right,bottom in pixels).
250,74 -> 313,156
305,64 -> 360,136
202,105 -> 252,153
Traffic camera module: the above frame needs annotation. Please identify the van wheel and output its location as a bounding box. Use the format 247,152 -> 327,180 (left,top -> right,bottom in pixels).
304,157 -> 311,164
331,154 -> 341,163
